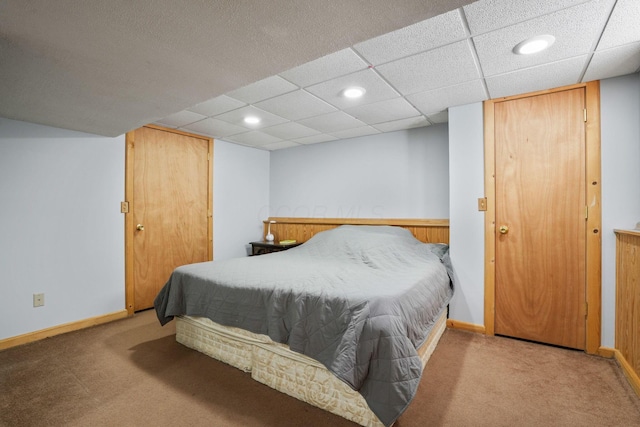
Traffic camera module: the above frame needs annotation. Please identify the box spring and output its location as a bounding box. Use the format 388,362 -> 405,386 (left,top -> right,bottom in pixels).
176,311 -> 447,427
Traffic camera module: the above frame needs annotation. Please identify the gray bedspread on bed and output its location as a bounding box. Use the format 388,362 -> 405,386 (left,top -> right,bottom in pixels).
154,225 -> 454,426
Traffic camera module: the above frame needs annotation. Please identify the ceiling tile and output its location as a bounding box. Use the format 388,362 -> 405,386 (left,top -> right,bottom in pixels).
305,69 -> 399,109
472,0 -> 615,77
225,75 -> 298,104
375,40 -> 480,95
330,126 -> 381,140
223,131 -> 283,146
213,105 -> 289,130
354,9 -> 467,65
485,55 -> 588,99
187,95 -> 246,117
583,41 -> 640,82
344,97 -> 420,124
262,140 -> 301,151
155,110 -> 207,127
596,0 -> 640,50
373,116 -> 430,132
253,90 -> 336,121
298,111 -> 366,133
261,122 -> 320,140
180,118 -> 247,138
463,0 -> 591,35
427,111 -> 449,123
279,48 -> 369,87
406,79 -> 488,115
293,134 -> 339,145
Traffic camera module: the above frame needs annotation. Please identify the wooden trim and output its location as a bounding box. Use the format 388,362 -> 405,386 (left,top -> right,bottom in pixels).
598,347 -> 616,358
446,319 -> 486,334
584,80 -> 602,355
614,349 -> 640,398
483,99 -> 496,336
208,139 -> 214,261
124,125 -> 213,316
615,229 -> 640,238
267,217 -> 449,227
263,217 -> 450,244
124,130 -> 135,316
483,82 -> 602,354
0,310 -> 128,351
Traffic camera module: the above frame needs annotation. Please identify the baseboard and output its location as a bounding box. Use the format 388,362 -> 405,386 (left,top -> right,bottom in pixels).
613,349 -> 640,398
597,347 -> 616,358
446,319 -> 486,334
0,309 -> 129,351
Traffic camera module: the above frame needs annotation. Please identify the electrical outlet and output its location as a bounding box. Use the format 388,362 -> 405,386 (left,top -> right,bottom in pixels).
33,293 -> 44,307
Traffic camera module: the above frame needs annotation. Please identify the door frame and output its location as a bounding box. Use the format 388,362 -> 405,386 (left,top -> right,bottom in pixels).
483,81 -> 602,354
124,124 -> 213,316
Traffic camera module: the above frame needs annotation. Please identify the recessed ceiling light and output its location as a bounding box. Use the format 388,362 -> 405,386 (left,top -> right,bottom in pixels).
513,35 -> 555,55
342,87 -> 366,98
244,116 -> 261,124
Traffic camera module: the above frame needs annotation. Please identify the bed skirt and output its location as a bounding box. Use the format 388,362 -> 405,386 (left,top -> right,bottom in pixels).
175,311 -> 447,427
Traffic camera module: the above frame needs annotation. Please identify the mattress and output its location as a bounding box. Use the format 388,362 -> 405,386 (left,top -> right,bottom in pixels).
175,310 -> 448,427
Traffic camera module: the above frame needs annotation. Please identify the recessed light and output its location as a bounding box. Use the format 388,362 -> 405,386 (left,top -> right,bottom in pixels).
342,87 -> 366,98
513,35 -> 555,55
244,116 -> 261,124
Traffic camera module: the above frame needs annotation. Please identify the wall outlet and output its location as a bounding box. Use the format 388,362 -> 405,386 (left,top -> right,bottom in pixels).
33,293 -> 44,307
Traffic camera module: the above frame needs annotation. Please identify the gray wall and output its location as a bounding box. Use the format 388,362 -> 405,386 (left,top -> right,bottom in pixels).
0,118 -> 125,340
600,73 -> 640,346
448,73 -> 640,348
269,125 -> 449,219
448,103 -> 485,326
213,139 -> 270,259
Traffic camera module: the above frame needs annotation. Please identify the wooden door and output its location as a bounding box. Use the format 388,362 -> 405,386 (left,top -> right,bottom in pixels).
126,125 -> 212,312
494,88 -> 586,349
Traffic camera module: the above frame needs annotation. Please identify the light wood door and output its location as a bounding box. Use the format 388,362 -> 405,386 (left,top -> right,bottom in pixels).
128,125 -> 212,311
494,88 -> 586,349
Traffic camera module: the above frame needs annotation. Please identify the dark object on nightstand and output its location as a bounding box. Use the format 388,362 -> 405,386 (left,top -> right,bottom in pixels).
250,241 -> 302,256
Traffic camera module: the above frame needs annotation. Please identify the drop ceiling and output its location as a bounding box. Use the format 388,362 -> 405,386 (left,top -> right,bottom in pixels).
2,0 -> 640,151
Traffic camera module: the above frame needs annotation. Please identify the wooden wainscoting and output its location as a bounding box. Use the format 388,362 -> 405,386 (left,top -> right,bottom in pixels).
614,229 -> 640,397
262,218 -> 449,244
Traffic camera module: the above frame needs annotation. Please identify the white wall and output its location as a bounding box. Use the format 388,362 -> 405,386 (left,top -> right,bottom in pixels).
0,118 -> 125,340
448,103 -> 485,325
213,140 -> 270,260
269,125 -> 449,218
600,73 -> 640,347
447,73 -> 640,347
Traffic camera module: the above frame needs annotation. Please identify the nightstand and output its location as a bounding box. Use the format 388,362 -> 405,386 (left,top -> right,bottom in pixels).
250,241 -> 301,256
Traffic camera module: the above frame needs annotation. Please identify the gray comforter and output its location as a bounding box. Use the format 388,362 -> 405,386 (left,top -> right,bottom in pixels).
154,225 -> 454,426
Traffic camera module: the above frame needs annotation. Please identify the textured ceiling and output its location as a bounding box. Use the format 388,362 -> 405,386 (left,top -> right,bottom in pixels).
2,0 -> 639,150
155,0 -> 640,151
0,0 -> 473,136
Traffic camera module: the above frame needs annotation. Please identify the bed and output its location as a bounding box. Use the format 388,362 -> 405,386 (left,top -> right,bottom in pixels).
154,224 -> 454,426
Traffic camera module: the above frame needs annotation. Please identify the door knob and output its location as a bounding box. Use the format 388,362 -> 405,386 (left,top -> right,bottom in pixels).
136,224 -> 145,231
499,225 -> 509,234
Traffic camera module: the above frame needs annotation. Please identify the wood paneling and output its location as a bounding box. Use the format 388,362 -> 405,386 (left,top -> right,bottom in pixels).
262,217 -> 449,244
615,229 -> 640,396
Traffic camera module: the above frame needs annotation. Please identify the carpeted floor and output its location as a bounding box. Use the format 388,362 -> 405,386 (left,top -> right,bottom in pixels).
1,310 -> 639,427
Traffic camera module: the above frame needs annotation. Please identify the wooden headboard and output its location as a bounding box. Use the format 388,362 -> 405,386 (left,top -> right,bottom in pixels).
263,217 -> 449,244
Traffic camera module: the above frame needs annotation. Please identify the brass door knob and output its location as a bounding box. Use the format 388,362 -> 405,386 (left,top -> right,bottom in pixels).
499,225 -> 509,234
136,224 -> 145,231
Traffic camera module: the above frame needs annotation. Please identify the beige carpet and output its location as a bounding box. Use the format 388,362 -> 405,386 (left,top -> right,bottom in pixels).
1,310 -> 639,427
